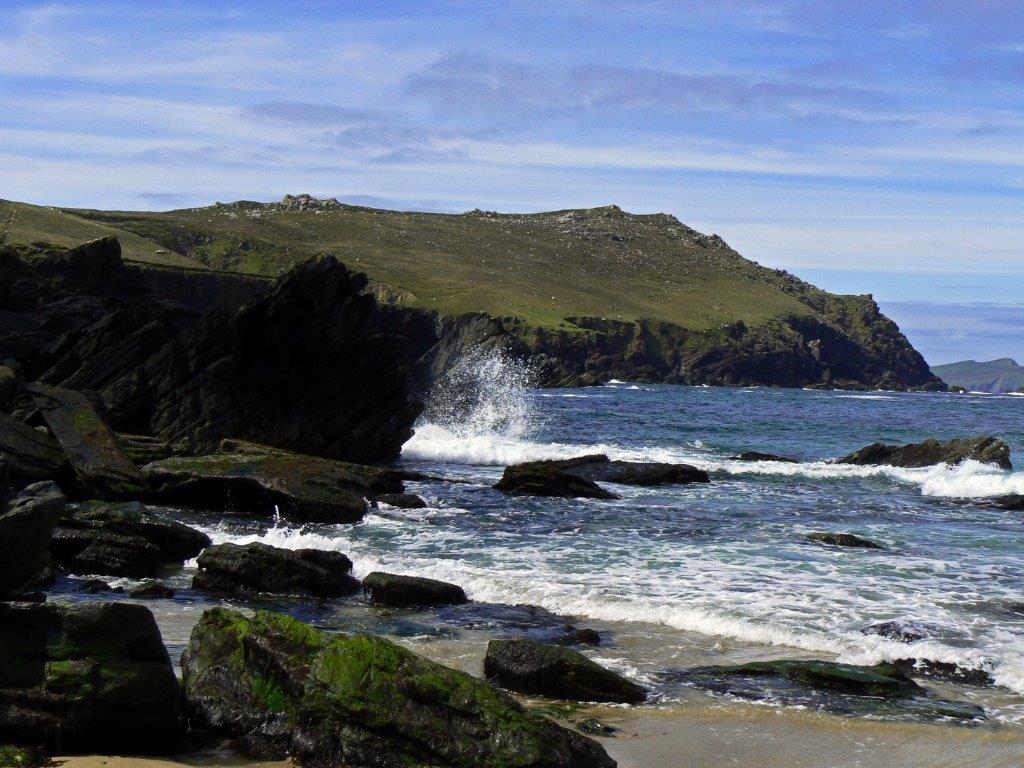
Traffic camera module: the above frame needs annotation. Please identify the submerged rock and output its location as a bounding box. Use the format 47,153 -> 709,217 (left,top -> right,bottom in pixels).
51,501 -> 210,578
181,608 -> 614,768
494,463 -> 620,499
732,451 -> 799,463
27,383 -> 147,499
362,571 -> 468,607
484,638 -> 646,704
143,439 -> 402,523
193,542 -> 360,598
837,435 -> 1011,470
0,601 -> 180,753
0,481 -> 65,598
436,602 -> 606,646
127,579 -> 175,599
992,494 -> 1024,510
807,532 -> 883,549
671,659 -> 985,721
375,492 -> 427,509
891,658 -> 994,686
862,620 -> 931,644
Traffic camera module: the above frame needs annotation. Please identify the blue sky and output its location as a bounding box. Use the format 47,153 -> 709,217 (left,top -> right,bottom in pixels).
2,1 -> 1022,364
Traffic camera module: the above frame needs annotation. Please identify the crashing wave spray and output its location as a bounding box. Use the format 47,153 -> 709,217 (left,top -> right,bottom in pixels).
402,345 -> 597,465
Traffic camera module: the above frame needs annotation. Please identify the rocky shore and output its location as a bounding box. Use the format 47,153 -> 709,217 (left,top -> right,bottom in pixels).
0,236 -> 1017,766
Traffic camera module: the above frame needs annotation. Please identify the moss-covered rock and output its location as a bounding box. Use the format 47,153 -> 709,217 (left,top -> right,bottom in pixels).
0,601 -> 179,753
484,638 -> 646,704
362,572 -> 468,607
0,482 -> 65,598
181,608 -> 614,768
143,439 -> 403,523
193,542 -> 360,598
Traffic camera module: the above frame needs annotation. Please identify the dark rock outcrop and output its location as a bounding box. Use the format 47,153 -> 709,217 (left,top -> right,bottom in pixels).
181,608 -> 614,768
891,658 -> 994,686
683,659 -> 923,697
484,638 -> 646,704
27,384 -> 145,499
114,255 -> 421,463
837,436 -> 1011,470
494,463 -> 620,499
807,532 -> 883,549
0,482 -> 65,598
143,439 -> 401,524
0,601 -> 180,753
51,501 -> 210,578
362,572 -> 468,607
534,454 -> 710,486
192,542 -> 360,598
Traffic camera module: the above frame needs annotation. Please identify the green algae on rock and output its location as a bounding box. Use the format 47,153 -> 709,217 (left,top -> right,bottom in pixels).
181,607 -> 615,768
143,439 -> 404,523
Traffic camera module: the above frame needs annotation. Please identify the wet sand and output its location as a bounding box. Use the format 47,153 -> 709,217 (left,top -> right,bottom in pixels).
594,702 -> 1024,768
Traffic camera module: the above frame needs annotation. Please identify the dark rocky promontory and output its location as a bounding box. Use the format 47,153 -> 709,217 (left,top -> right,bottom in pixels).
838,436 -> 1011,470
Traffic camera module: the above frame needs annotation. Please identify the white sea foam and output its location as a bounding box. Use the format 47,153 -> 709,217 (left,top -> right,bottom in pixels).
404,423 -> 610,466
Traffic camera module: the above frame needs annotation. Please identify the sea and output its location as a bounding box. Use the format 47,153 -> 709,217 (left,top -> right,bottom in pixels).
56,353 -> 1024,727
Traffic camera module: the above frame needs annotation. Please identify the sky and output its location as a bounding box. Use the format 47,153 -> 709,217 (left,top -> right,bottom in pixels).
1,1 -> 1022,365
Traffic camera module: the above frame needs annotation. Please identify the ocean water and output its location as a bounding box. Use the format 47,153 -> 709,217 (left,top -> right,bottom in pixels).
59,354 -> 1024,726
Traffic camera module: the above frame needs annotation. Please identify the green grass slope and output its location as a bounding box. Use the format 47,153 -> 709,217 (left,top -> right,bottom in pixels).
932,358 -> 1024,393
4,194 -> 861,334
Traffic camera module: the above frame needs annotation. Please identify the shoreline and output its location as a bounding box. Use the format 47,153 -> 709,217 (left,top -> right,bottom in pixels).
52,701 -> 1024,768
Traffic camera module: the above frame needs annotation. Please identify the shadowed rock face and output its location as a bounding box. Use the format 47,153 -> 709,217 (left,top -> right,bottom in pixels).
181,608 -> 615,768
837,435 -> 1011,470
484,638 -> 646,704
1,239 -> 423,464
0,482 -> 65,598
0,601 -> 180,753
117,255 -> 422,463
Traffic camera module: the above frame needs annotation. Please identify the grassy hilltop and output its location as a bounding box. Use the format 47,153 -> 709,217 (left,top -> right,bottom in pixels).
0,194 -> 937,389
3,195 -> 836,332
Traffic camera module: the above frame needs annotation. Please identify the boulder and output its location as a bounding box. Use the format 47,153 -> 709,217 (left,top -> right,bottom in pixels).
181,608 -> 613,768
0,601 -> 179,753
51,501 -> 210,578
0,414 -> 67,488
0,482 -> 65,598
508,454 -> 708,487
376,492 -> 427,509
837,436 -> 1011,470
192,542 -> 360,598
362,572 -> 468,607
27,384 -> 146,498
807,532 -> 883,549
118,256 -> 422,463
143,440 -> 402,523
494,464 -> 620,499
556,626 -> 602,646
732,451 -> 799,463
484,638 -> 646,704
